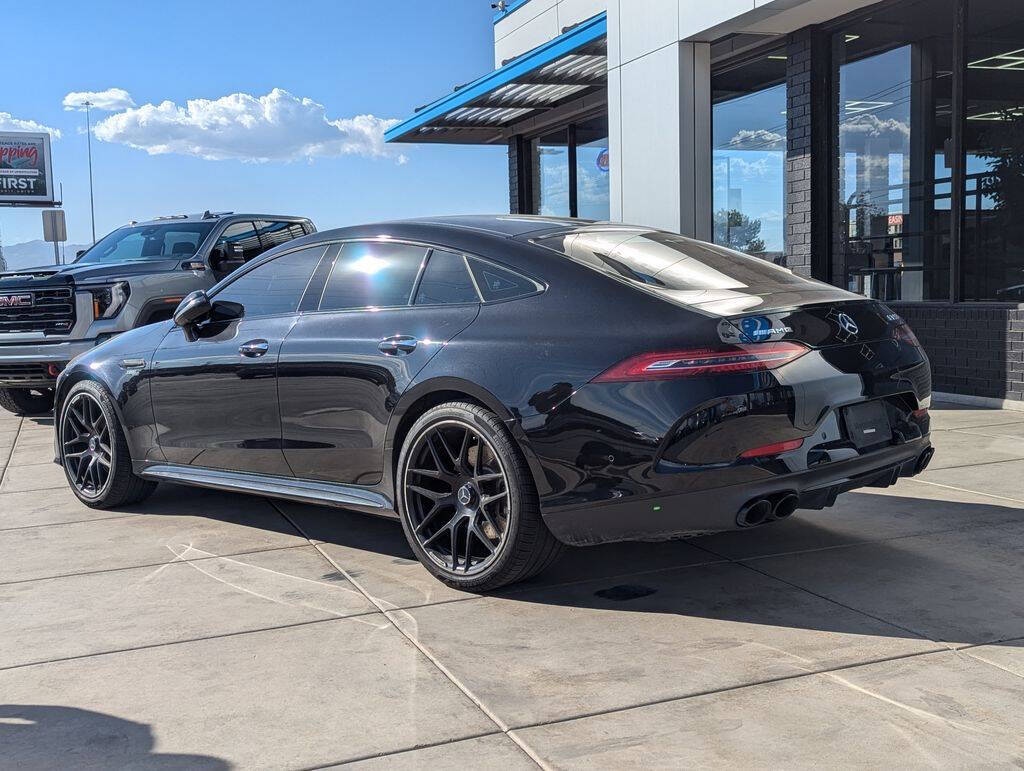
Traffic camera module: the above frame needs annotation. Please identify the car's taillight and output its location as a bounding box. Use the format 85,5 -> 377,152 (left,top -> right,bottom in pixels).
739,437 -> 805,459
592,342 -> 810,382
893,322 -> 921,348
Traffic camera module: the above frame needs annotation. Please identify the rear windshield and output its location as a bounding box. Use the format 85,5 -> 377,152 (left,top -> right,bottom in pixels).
532,228 -> 811,297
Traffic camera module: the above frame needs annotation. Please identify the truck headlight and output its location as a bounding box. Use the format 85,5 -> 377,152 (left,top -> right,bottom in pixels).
89,282 -> 130,319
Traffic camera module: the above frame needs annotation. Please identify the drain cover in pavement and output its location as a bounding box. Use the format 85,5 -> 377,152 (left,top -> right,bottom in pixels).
594,584 -> 657,601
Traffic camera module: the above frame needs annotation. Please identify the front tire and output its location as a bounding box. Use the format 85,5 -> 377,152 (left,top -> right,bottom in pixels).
0,387 -> 54,416
58,381 -> 156,509
397,401 -> 563,591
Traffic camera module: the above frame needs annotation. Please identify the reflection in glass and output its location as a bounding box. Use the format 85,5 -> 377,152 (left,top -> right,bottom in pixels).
964,0 -> 1024,300
834,0 -> 953,301
712,54 -> 787,260
530,129 -> 570,216
575,115 -> 610,220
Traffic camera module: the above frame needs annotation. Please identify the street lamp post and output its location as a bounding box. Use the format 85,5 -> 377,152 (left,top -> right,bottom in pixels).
82,100 -> 96,244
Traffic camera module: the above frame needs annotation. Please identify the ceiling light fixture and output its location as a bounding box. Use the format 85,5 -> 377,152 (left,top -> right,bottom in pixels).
969,47 -> 1024,70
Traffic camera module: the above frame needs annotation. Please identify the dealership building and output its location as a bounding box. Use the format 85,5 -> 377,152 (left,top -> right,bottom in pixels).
387,0 -> 1024,407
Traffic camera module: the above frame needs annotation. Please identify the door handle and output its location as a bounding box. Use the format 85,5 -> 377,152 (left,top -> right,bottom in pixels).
377,335 -> 418,355
239,339 -> 270,357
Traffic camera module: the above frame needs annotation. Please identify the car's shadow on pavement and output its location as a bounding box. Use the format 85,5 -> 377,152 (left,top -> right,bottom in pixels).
0,705 -> 228,770
231,488 -> 1024,647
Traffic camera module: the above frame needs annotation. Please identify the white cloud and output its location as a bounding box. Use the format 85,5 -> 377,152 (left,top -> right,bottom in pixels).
840,114 -> 910,142
63,88 -> 136,112
715,155 -> 782,180
92,87 -> 405,164
0,112 -> 61,139
727,129 -> 785,151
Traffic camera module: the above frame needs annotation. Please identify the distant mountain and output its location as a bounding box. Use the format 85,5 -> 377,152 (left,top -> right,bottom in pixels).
1,240 -> 92,271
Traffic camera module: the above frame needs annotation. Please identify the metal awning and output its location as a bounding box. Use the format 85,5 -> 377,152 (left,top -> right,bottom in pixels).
385,13 -> 607,145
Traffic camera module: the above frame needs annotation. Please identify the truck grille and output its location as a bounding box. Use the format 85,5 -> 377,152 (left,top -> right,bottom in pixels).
0,364 -> 53,384
0,288 -> 76,334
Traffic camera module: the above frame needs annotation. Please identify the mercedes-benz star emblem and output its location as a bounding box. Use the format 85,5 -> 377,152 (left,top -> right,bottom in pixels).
837,312 -> 859,336
457,485 -> 473,506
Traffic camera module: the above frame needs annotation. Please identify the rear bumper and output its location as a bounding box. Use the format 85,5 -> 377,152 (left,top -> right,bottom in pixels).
542,436 -> 932,546
0,339 -> 100,386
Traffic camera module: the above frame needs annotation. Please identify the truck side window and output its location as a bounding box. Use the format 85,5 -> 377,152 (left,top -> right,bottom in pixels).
212,221 -> 262,275
255,220 -> 308,250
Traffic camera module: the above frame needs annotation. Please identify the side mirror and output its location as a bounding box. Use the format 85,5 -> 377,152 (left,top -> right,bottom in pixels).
76,250 -> 86,258
173,290 -> 212,327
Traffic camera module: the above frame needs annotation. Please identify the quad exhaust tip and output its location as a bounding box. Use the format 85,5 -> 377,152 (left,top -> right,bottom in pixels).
737,498 -> 773,527
737,492 -> 800,527
773,493 -> 799,520
914,447 -> 934,474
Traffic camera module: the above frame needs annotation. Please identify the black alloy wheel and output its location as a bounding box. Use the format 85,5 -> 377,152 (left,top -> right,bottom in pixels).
397,402 -> 563,590
61,391 -> 113,499
58,380 -> 157,509
405,418 -> 510,575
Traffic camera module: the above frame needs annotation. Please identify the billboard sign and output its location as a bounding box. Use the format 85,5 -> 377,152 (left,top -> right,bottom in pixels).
0,132 -> 55,205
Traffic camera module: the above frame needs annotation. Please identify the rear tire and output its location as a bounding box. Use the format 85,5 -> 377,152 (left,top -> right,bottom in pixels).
58,380 -> 157,509
396,401 -> 563,591
0,387 -> 54,416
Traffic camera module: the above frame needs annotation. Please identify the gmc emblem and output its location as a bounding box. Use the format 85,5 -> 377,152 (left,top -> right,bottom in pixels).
0,294 -> 32,308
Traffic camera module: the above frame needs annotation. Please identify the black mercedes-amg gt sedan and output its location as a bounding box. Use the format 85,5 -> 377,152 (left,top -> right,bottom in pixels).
54,215 -> 934,589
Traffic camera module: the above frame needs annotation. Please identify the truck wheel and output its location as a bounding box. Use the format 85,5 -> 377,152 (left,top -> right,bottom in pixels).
0,387 -> 55,416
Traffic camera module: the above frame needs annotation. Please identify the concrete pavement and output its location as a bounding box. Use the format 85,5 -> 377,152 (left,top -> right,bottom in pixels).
1,404 -> 1024,768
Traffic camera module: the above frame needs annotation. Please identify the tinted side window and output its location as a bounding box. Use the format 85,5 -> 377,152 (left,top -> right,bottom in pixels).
255,220 -> 308,250
214,245 -> 327,317
415,249 -> 479,305
319,241 -> 427,311
217,221 -> 263,262
467,257 -> 538,301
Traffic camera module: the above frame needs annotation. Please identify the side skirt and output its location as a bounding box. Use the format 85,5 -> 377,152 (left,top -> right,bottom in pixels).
138,464 -> 394,513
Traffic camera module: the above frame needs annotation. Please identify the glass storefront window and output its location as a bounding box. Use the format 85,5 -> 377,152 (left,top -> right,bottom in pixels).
575,115 -> 610,220
712,52 -> 787,260
530,129 -> 570,216
834,0 -> 954,302
964,0 -> 1024,301
529,116 -> 609,219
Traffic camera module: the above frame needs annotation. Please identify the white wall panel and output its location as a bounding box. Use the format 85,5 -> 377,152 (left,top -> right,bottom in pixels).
494,0 -> 558,45
677,0 -> 757,40
494,6 -> 560,66
617,0 -> 678,65
617,44 -> 682,231
557,0 -> 607,31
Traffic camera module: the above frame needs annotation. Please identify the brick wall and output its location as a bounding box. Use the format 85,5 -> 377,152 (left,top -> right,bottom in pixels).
508,136 -> 523,214
785,27 -> 831,281
785,33 -> 812,277
891,303 -> 1024,403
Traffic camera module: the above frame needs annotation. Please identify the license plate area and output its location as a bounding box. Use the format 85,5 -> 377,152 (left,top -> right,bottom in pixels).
842,400 -> 893,449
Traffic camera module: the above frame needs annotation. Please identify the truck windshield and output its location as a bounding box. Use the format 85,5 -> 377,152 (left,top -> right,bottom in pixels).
76,222 -> 216,264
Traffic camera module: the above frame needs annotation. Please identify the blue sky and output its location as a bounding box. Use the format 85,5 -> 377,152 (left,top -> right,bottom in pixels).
2,0 -> 508,246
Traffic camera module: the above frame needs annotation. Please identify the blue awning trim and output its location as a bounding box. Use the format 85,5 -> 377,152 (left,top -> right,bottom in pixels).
385,12 -> 607,145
